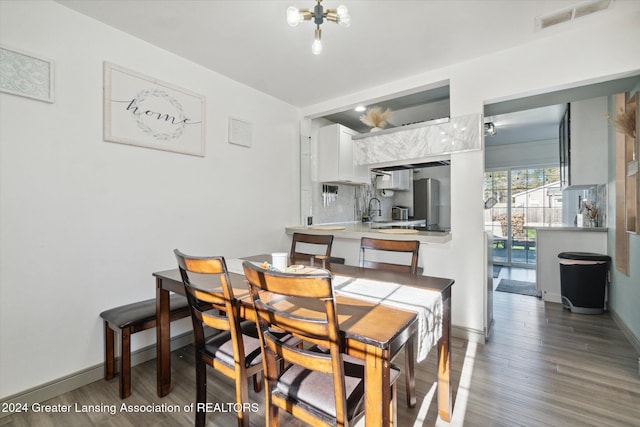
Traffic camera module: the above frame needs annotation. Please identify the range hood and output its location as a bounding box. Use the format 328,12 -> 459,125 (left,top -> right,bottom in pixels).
353,113 -> 481,167
371,160 -> 450,173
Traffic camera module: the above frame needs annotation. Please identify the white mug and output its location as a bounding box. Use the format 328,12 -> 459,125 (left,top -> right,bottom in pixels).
271,252 -> 288,271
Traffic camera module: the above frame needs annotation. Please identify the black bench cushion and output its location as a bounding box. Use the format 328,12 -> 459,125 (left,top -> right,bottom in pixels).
100,294 -> 189,329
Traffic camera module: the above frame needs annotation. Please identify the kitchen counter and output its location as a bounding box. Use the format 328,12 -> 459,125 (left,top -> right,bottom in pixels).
286,221 -> 452,244
533,226 -> 608,232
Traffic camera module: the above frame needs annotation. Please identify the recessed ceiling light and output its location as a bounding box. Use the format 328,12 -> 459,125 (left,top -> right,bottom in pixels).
354,105 -> 366,112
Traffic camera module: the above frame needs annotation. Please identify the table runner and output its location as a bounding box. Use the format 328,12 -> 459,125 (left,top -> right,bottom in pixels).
332,275 -> 442,363
225,258 -> 442,362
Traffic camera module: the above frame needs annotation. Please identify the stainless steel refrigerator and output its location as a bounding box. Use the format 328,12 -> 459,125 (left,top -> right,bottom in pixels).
413,178 -> 439,226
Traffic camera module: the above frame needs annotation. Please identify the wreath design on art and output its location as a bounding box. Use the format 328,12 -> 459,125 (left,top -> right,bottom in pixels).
133,89 -> 186,141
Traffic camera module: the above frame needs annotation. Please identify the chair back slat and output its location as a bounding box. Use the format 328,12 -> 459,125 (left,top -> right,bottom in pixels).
253,298 -> 330,342
263,330 -> 334,373
244,265 -> 333,298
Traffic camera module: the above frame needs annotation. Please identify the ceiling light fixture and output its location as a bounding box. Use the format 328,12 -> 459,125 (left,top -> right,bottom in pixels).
354,105 -> 366,112
287,0 -> 351,55
484,122 -> 497,136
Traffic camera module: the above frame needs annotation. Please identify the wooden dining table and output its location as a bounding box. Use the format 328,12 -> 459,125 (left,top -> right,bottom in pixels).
153,255 -> 454,425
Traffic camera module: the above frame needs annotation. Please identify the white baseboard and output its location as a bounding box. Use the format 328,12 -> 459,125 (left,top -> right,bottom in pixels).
453,325 -> 486,344
541,291 -> 563,304
0,332 -> 194,419
608,307 -> 640,357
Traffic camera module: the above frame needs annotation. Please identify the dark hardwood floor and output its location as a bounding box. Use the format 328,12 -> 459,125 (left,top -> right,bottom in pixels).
2,290 -> 639,426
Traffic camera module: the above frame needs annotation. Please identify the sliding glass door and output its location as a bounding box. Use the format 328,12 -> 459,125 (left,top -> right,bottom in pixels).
484,167 -> 562,267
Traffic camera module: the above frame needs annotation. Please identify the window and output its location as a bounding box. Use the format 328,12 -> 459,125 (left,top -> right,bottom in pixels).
484,167 -> 562,266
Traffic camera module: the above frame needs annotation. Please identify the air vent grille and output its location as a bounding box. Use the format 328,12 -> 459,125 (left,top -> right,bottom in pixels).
535,0 -> 613,31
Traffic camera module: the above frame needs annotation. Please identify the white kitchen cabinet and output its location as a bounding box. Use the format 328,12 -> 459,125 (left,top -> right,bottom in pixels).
318,124 -> 370,184
570,97 -> 609,185
376,170 -> 410,190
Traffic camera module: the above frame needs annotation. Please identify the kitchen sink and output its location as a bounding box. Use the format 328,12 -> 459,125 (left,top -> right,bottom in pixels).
369,219 -> 427,228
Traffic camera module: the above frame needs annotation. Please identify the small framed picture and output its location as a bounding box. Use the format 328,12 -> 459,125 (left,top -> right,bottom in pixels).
228,116 -> 252,148
0,45 -> 55,103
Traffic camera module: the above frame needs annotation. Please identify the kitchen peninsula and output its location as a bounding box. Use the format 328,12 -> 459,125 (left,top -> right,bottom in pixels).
286,221 -> 452,244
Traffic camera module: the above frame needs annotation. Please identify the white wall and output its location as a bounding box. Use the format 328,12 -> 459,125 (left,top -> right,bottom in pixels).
0,1 -> 300,398
302,4 -> 640,342
3,0 -> 640,401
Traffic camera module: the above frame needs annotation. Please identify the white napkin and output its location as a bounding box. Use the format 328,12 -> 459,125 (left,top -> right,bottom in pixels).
332,275 -> 442,363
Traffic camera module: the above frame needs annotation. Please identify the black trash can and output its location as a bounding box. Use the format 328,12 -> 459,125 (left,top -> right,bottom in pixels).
558,252 -> 611,314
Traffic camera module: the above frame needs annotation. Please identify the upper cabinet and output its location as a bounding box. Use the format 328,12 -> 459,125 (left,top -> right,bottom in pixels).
570,97 -> 609,185
318,124 -> 370,185
376,170 -> 410,190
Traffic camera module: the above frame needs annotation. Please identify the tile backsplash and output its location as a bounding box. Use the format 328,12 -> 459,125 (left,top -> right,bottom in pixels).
312,183 -> 358,225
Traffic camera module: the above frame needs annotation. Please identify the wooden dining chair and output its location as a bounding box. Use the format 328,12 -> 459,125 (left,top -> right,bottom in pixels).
359,237 -> 420,274
174,249 -> 263,427
243,261 -> 400,427
359,237 -> 421,408
289,232 -> 344,265
289,232 -> 333,261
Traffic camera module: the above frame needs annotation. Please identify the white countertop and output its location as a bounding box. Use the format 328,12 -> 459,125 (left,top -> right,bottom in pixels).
286,221 -> 452,244
534,226 -> 608,232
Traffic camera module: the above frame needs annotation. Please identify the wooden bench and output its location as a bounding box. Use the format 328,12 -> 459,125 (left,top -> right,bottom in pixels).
100,294 -> 191,398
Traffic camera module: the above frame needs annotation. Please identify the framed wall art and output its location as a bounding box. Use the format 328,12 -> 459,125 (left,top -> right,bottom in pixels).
228,116 -> 252,148
103,62 -> 205,156
0,45 -> 55,103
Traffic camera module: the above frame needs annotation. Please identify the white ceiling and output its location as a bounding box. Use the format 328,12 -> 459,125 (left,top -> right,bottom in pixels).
54,0 -> 638,145
54,0 -> 629,109
484,104 -> 567,145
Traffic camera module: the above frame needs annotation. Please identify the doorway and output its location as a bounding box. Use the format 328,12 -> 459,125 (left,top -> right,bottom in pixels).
484,167 -> 562,268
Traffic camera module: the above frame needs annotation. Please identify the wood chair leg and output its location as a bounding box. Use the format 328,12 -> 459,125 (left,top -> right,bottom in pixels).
195,359 -> 207,427
104,321 -> 115,380
405,338 -> 416,408
119,327 -> 131,399
253,373 -> 262,393
391,380 -> 398,427
236,371 -> 250,427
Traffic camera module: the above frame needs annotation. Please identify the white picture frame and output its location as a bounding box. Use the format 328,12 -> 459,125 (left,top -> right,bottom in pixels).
0,45 -> 55,103
103,62 -> 205,157
228,116 -> 252,148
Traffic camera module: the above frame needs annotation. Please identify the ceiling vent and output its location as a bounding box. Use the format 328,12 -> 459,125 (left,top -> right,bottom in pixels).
535,0 -> 614,31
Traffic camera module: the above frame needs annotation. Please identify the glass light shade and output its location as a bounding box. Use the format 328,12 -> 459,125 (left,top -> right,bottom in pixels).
338,15 -> 351,27
336,5 -> 349,17
337,5 -> 351,27
287,6 -> 301,26
311,39 -> 323,55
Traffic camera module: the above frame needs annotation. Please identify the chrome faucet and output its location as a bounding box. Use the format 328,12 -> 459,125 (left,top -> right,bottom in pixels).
368,197 -> 381,221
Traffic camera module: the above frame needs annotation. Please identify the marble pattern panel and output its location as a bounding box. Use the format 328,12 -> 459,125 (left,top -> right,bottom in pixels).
354,114 -> 481,165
